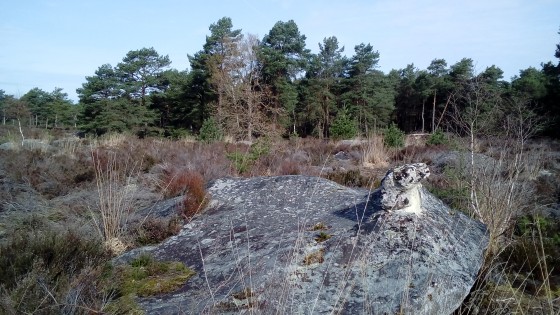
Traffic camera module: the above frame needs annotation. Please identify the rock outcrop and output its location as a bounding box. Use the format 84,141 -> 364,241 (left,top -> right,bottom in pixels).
117,163 -> 488,314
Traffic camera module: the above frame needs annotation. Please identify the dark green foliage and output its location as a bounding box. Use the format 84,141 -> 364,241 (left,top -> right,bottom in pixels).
259,20 -> 309,130
329,109 -> 357,139
81,98 -> 157,135
135,217 -> 183,246
117,47 -> 171,106
500,215 -> 560,287
77,47 -> 170,135
198,117 -> 222,143
20,87 -> 76,128
226,140 -> 270,174
65,18 -> 560,139
383,123 -> 405,148
427,129 -> 448,146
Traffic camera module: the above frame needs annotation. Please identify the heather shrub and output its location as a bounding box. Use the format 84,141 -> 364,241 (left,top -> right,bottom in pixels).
160,166 -> 194,198
0,226 -> 109,314
181,170 -> 209,220
325,169 -> 370,188
134,216 -> 183,245
278,159 -> 300,175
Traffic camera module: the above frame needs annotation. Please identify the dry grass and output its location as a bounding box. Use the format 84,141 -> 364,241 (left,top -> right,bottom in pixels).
90,148 -> 139,254
361,134 -> 389,168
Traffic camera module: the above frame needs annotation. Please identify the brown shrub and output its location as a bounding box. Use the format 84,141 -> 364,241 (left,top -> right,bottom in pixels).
135,216 -> 183,245
278,159 -> 300,175
181,170 -> 209,220
394,144 -> 448,165
299,138 -> 334,166
325,169 -> 370,188
161,167 -> 192,198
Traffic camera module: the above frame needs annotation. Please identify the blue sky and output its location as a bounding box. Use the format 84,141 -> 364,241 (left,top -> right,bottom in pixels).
1,0 -> 559,102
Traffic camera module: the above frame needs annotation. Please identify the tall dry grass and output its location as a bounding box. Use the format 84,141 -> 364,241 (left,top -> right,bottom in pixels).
90,148 -> 138,254
361,133 -> 389,168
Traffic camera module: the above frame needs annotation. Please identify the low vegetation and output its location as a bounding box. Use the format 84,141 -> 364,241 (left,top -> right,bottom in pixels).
0,122 -> 559,313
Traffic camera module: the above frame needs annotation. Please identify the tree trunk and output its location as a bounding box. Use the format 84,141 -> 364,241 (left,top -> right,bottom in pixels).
17,118 -> 24,146
432,90 -> 437,132
421,98 -> 426,133
469,121 -> 482,221
247,99 -> 253,141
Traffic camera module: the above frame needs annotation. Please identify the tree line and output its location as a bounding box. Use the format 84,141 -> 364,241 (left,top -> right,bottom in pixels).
1,17 -> 560,139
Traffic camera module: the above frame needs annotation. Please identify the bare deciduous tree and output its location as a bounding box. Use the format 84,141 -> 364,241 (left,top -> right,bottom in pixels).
210,33 -> 281,140
5,98 -> 31,145
449,76 -> 502,221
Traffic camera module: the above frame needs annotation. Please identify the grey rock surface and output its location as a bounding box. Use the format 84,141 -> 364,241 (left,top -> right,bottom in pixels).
117,165 -> 488,315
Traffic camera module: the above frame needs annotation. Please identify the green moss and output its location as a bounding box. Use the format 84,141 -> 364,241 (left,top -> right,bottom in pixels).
104,294 -> 145,315
116,255 -> 195,297
105,254 -> 195,312
315,232 -> 331,243
311,222 -> 328,231
135,262 -> 194,296
303,249 -> 325,265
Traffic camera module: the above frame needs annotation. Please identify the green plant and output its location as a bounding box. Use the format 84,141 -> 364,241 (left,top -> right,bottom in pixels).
112,254 -> 195,298
383,123 -> 405,148
198,117 -> 222,143
135,217 -> 183,246
426,165 -> 470,213
427,129 -> 448,146
311,222 -> 328,231
227,139 -> 270,174
329,109 -> 357,140
0,227 -> 109,314
303,249 -> 325,265
315,232 -> 331,243
227,151 -> 251,174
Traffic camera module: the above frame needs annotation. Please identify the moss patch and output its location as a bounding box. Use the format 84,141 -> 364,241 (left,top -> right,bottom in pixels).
116,254 -> 195,297
106,254 -> 195,312
303,249 -> 325,265
310,222 -> 328,231
315,232 -> 331,243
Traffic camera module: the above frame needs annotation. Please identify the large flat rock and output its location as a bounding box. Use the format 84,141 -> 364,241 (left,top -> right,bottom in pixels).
117,172 -> 488,314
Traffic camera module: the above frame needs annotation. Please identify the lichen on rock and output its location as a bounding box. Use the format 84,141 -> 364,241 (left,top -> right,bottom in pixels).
380,162 -> 430,214
116,164 -> 487,315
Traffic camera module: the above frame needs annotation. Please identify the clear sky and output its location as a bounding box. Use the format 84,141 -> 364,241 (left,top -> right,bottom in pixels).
1,0 -> 559,102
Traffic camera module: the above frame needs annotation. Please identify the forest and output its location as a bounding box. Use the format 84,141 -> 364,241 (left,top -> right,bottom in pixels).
1,17 -> 560,140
